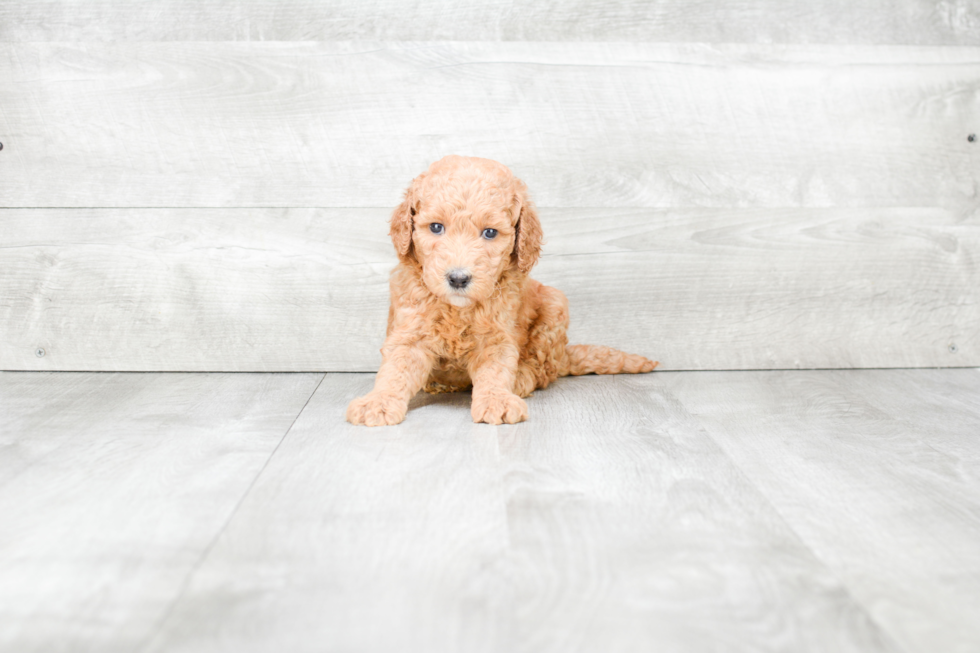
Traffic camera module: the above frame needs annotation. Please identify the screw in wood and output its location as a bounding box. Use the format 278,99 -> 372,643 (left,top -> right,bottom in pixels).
35,348 -> 45,357
969,134 -> 976,143
949,344 -> 958,353
0,142 -> 4,151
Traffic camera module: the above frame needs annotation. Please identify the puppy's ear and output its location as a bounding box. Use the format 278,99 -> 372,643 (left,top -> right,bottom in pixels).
389,176 -> 423,261
511,180 -> 542,274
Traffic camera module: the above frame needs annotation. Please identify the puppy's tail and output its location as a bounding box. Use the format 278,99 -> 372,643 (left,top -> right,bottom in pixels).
563,344 -> 658,376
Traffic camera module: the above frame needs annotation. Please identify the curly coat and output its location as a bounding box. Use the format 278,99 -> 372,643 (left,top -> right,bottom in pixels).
347,155 -> 657,426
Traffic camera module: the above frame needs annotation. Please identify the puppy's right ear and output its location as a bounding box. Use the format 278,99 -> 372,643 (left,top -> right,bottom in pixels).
389,176 -> 423,261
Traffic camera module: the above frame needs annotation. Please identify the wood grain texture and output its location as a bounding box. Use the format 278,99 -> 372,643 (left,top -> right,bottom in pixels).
145,373 -> 901,653
666,368 -> 980,653
1,0 -> 978,44
497,374 -> 902,653
1,207 -> 975,371
0,371 -> 323,653
4,369 -> 979,651
142,374 -> 515,653
1,42 -> 977,210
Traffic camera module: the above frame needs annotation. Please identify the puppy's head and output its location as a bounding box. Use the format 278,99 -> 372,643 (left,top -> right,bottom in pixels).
390,155 -> 542,307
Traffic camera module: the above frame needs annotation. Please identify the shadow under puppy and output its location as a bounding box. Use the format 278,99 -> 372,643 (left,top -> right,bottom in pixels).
347,155 -> 657,426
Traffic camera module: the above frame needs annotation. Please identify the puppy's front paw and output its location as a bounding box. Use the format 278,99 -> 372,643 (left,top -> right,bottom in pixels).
472,392 -> 528,425
346,393 -> 408,426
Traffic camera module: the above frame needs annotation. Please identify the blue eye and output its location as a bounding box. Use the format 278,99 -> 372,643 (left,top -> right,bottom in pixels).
429,223 -> 444,235
482,228 -> 498,240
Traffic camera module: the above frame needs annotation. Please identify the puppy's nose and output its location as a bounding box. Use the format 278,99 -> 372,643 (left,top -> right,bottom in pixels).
447,269 -> 472,290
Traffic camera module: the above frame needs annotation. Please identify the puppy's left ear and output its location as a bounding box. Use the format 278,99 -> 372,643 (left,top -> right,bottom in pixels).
511,180 -> 542,274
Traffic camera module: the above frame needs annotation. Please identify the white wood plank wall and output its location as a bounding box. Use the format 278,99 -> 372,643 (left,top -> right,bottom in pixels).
0,4 -> 977,371
2,207 -> 976,371
1,1 -> 978,44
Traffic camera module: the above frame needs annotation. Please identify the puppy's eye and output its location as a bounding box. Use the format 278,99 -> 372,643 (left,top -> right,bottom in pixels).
429,223 -> 444,235
482,228 -> 498,240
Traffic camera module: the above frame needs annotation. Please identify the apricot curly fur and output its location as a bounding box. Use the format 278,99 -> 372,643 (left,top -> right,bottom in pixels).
346,155 -> 658,426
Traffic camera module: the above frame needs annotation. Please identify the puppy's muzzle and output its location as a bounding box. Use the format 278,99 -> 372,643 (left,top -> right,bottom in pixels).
446,268 -> 472,290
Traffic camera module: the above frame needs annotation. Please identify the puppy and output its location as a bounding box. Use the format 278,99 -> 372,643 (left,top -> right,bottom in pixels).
347,155 -> 657,426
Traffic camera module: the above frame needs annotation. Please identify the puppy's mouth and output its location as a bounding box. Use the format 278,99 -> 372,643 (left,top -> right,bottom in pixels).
446,291 -> 473,307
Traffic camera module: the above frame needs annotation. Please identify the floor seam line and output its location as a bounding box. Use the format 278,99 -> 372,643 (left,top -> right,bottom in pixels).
135,372 -> 327,652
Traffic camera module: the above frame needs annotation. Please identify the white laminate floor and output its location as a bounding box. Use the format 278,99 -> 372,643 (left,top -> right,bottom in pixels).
1,369 -> 978,653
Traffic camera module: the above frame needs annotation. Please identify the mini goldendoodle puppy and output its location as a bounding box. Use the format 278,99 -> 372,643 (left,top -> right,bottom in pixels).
347,155 -> 658,426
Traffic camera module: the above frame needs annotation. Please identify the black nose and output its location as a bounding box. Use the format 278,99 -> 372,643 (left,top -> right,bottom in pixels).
447,269 -> 472,289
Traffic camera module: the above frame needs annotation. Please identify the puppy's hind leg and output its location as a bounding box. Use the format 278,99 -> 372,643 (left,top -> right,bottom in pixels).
514,284 -> 571,398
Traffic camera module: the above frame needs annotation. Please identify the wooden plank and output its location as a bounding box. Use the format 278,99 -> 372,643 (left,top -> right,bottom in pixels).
142,374 -> 515,653
0,208 -> 392,372
1,1 -> 977,45
544,207 -> 980,370
832,368 -> 980,465
145,373 -> 902,652
1,42 -> 977,209
1,207 -> 975,371
499,374 -> 904,652
665,369 -> 980,653
0,370 -> 323,653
